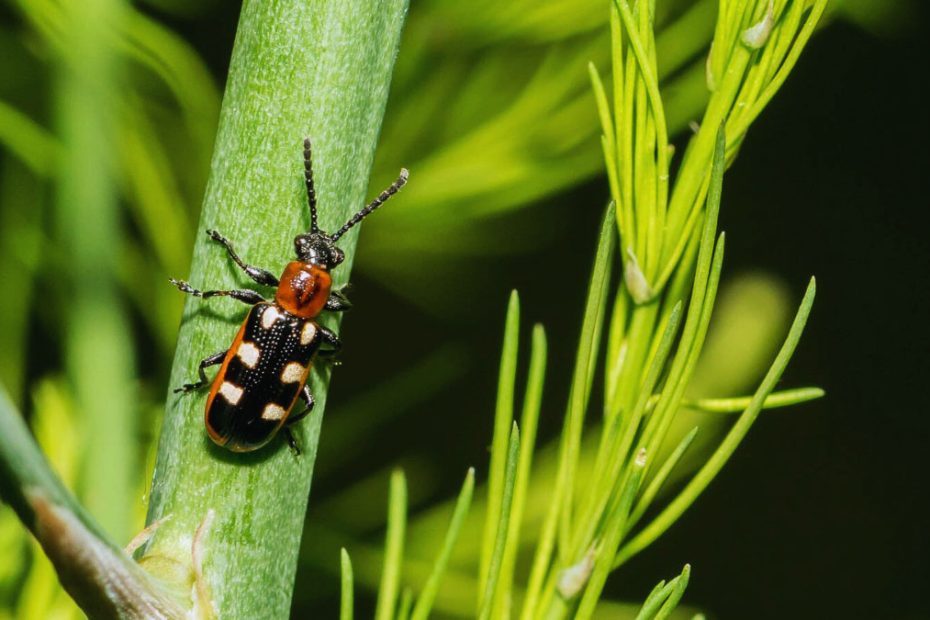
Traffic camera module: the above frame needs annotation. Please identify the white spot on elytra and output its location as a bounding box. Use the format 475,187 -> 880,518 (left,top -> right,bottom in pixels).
261,403 -> 286,421
261,306 -> 280,329
281,362 -> 305,384
300,322 -> 317,345
237,341 -> 260,368
219,382 -> 243,405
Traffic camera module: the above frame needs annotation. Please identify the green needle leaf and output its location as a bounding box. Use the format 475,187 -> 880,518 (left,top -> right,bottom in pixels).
0,101 -> 59,177
574,448 -> 647,620
635,578 -> 668,620
654,564 -> 691,620
633,564 -> 691,620
494,324 -> 547,618
558,203 -> 617,557
521,203 -> 615,620
480,290 -> 520,599
478,424 -> 520,620
410,469 -> 475,620
628,427 -> 699,529
340,548 -> 354,620
615,277 -> 817,567
686,386 -> 825,413
376,470 -> 408,620
396,587 -> 414,620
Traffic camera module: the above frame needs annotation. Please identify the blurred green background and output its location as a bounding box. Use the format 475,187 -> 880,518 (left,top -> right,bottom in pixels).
0,0 -> 927,618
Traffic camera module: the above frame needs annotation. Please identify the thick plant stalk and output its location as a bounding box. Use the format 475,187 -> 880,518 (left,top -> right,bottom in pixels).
0,388 -> 186,619
142,1 -> 408,617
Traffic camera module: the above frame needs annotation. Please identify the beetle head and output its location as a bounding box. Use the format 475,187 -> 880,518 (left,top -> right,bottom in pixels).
299,138 -> 408,271
294,232 -> 345,269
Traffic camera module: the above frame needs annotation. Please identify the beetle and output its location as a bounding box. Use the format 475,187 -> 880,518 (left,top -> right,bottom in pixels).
171,138 -> 408,453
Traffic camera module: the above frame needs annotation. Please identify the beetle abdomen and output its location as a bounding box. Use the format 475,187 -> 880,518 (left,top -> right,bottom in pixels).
205,303 -> 321,451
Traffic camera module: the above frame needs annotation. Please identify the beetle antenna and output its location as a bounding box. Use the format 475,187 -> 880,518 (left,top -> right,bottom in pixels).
330,168 -> 408,242
303,138 -> 319,234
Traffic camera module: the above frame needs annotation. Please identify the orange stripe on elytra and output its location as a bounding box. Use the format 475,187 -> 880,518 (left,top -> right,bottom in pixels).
204,315 -> 250,445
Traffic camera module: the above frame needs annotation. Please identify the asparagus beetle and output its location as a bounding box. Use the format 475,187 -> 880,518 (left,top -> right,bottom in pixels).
172,138 -> 408,453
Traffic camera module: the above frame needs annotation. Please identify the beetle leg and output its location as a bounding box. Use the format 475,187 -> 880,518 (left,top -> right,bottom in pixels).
206,229 -> 280,287
315,348 -> 343,366
324,287 -> 352,312
283,427 -> 301,456
174,350 -> 227,393
318,326 -> 342,352
281,386 -> 315,456
314,327 -> 343,366
288,385 -> 315,424
170,279 -> 266,305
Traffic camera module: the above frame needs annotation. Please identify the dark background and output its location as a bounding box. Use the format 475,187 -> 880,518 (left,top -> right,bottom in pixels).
330,17 -> 929,618
628,19 -> 930,618
321,13 -> 928,620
